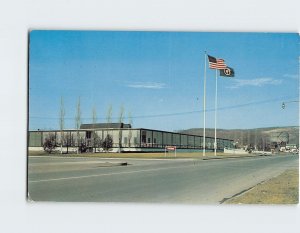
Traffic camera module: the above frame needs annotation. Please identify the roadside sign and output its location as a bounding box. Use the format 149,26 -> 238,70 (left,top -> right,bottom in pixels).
165,146 -> 177,158
166,146 -> 176,151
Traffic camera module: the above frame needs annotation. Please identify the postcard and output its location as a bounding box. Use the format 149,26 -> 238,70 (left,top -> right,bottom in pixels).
28,30 -> 299,204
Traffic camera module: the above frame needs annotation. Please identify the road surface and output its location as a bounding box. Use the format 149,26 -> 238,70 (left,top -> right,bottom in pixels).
28,154 -> 298,203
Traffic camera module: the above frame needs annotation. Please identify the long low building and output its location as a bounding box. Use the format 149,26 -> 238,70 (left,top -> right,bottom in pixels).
28,123 -> 234,152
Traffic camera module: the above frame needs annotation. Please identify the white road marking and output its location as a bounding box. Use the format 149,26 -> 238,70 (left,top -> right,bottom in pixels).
29,163 -> 198,183
29,161 -> 111,166
29,155 -> 195,161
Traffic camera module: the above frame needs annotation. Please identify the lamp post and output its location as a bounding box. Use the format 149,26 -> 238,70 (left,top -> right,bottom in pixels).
282,100 -> 299,109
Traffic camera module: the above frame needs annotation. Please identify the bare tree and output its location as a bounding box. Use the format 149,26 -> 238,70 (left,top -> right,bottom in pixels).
59,96 -> 65,154
247,130 -> 251,147
118,105 -> 125,153
254,129 -> 257,150
92,106 -> 97,126
128,111 -> 133,147
75,97 -> 81,154
92,106 -> 97,152
63,131 -> 72,154
240,131 -> 244,147
106,104 -> 112,123
94,132 -> 103,152
118,105 -> 125,123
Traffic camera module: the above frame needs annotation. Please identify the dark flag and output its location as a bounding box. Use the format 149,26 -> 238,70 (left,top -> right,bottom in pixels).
220,67 -> 235,77
208,55 -> 227,69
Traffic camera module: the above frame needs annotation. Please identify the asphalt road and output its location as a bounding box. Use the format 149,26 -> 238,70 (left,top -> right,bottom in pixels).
27,154 -> 298,203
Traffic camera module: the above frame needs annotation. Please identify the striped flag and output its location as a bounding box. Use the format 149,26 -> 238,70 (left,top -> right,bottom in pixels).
207,55 -> 227,69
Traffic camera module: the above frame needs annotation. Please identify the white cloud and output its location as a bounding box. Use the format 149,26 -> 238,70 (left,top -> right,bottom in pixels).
126,82 -> 166,89
227,78 -> 283,89
283,74 -> 299,80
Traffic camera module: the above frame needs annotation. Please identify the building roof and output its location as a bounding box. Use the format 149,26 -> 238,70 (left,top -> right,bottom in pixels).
80,123 -> 131,129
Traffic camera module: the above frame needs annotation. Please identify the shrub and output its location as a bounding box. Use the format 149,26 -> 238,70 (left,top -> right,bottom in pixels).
102,134 -> 113,152
79,142 -> 87,153
43,134 -> 56,153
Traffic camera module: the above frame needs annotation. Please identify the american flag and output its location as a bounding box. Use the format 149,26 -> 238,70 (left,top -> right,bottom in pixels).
207,55 -> 227,69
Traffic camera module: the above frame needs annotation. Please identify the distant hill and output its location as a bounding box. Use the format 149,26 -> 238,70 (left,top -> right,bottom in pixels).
177,126 -> 299,147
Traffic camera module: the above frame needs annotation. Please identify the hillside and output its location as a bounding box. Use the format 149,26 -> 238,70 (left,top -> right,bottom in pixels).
178,126 -> 299,147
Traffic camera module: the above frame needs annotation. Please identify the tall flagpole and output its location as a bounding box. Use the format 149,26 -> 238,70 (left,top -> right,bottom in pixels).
214,68 -> 218,156
203,51 -> 207,156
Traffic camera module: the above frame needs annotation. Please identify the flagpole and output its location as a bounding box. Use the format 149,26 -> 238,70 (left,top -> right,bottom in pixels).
203,51 -> 207,156
214,68 -> 218,156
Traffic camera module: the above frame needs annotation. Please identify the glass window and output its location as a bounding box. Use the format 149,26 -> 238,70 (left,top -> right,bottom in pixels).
86,131 -> 92,139
142,131 -> 146,143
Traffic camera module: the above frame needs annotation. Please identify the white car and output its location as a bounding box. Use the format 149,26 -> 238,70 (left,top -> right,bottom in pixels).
291,148 -> 299,154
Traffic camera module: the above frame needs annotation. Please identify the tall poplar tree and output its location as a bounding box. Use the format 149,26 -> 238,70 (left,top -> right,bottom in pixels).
59,96 -> 65,154
75,97 -> 81,154
128,111 -> 133,147
92,106 -> 97,152
118,105 -> 125,153
106,104 -> 112,123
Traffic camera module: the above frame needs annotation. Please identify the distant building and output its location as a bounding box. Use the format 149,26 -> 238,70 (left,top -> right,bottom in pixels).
28,123 -> 234,152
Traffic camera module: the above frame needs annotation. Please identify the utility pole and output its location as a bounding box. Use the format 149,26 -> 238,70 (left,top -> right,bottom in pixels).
203,51 -> 207,156
214,68 -> 218,156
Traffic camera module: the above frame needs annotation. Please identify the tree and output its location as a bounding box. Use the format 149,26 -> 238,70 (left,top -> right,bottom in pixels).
118,105 -> 125,153
118,104 -> 125,124
79,141 -> 87,153
128,111 -> 133,147
75,97 -> 81,154
63,132 -> 72,154
254,129 -> 257,150
102,134 -> 113,152
92,106 -> 97,126
59,96 -> 65,154
94,132 -> 103,152
92,106 -> 97,152
43,133 -> 56,154
106,104 -> 112,123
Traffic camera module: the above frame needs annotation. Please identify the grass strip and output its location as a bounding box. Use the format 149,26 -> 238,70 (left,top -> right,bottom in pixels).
225,169 -> 299,204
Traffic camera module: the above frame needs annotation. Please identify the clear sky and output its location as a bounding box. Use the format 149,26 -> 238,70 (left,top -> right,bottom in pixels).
29,31 -> 299,131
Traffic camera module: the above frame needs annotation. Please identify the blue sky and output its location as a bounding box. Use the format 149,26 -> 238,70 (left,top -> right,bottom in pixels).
29,31 -> 299,131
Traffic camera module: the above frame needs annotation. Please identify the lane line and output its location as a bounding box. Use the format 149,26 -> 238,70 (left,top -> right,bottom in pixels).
29,161 -> 115,166
29,163 -> 198,183
29,156 -> 195,161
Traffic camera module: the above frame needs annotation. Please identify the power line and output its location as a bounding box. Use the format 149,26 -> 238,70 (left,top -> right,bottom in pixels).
29,96 -> 298,121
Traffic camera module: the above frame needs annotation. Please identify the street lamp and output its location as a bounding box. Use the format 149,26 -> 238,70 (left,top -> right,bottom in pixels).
281,100 -> 299,109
